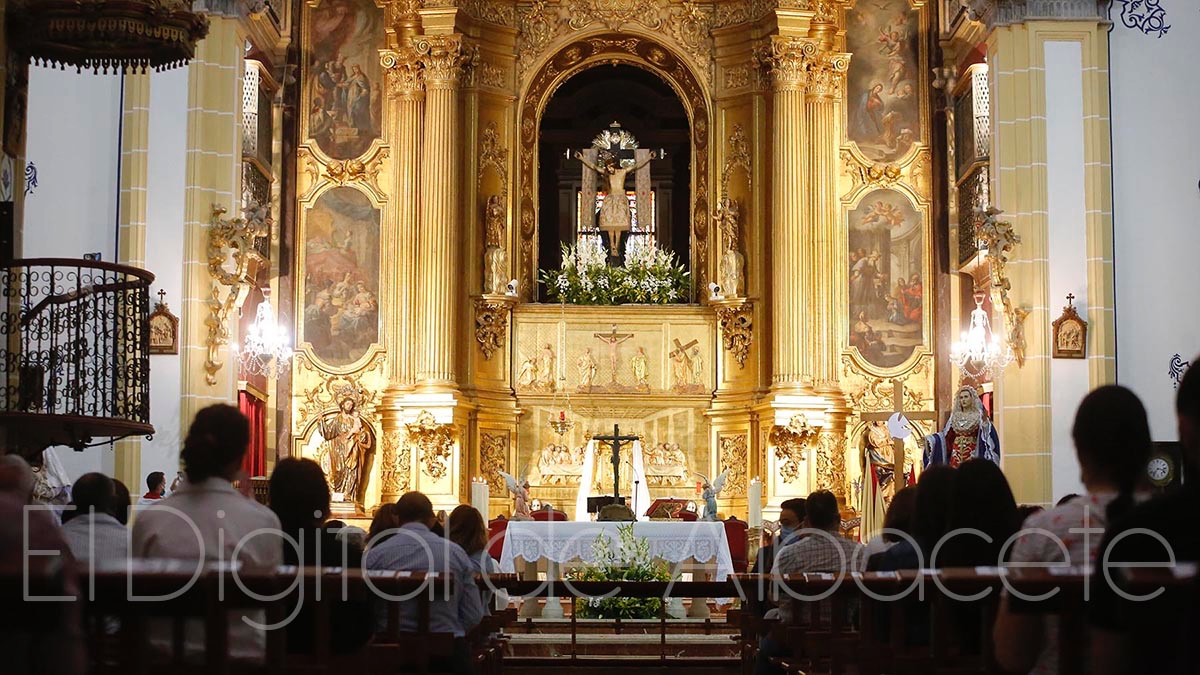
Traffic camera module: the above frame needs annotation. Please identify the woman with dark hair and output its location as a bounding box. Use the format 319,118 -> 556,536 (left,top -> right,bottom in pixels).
936,459 -> 1019,569
872,465 -> 956,571
367,502 -> 400,548
111,479 -> 131,525
996,385 -> 1153,674
269,457 -> 373,655
132,404 -> 282,662
448,504 -> 504,613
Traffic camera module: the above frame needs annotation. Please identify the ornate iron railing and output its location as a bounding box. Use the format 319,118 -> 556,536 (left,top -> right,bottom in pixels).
0,259 -> 155,451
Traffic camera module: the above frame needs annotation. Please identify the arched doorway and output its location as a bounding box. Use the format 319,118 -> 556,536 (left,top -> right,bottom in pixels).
536,65 -> 692,300
516,35 -> 711,302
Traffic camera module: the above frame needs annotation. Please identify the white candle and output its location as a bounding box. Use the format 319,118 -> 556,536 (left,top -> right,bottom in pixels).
471,478 -> 488,516
748,477 -> 762,527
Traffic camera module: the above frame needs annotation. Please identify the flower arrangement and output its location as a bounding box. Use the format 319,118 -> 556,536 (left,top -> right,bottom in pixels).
540,236 -> 691,305
567,524 -> 672,620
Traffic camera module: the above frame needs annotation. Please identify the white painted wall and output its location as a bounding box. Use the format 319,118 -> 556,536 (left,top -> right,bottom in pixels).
143,68 -> 190,484
1110,9 -> 1200,443
1044,40 -> 1089,501
21,66 -> 191,487
23,66 -> 123,481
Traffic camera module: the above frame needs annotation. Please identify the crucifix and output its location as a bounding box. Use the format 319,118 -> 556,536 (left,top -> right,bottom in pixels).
859,376 -> 938,488
157,289 -> 167,306
593,324 -> 634,384
593,423 -> 639,499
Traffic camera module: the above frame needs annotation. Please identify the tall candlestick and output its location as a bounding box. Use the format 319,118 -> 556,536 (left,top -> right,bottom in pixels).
748,477 -> 763,527
471,478 -> 488,516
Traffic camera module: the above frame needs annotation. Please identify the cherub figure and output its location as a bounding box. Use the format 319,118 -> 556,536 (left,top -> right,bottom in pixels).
695,469 -> 729,521
499,471 -> 533,520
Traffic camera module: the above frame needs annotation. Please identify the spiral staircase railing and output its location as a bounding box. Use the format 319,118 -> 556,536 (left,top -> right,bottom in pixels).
0,259 -> 155,452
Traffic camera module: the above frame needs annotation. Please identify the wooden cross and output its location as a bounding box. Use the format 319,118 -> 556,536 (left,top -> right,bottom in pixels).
1065,293 -> 1075,308
669,338 -> 699,359
157,289 -> 167,306
593,424 -> 639,499
859,376 -> 939,488
594,324 -> 634,384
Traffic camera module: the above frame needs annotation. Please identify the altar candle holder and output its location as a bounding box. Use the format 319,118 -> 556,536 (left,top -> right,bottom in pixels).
548,410 -> 574,437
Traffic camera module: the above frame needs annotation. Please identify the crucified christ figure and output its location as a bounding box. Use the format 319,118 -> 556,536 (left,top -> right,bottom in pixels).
574,149 -> 656,256
594,324 -> 634,385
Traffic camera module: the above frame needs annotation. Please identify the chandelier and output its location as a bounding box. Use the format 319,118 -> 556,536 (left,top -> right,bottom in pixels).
950,292 -> 1014,380
237,294 -> 293,379
14,0 -> 209,73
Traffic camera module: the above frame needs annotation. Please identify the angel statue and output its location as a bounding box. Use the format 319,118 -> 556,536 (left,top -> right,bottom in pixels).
695,469 -> 729,521
499,471 -> 533,520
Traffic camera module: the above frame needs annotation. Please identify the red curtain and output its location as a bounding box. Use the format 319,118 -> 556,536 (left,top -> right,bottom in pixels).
238,391 -> 267,477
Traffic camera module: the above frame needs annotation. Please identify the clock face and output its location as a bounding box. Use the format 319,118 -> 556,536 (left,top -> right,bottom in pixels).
1147,456 -> 1172,485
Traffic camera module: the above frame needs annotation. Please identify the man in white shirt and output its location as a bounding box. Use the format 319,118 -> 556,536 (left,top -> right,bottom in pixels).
62,472 -> 130,564
365,491 -> 484,675
132,473 -> 282,662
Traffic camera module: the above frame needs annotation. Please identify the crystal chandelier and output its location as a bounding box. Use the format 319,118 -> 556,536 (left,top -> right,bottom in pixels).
950,293 -> 1014,380
237,294 -> 293,379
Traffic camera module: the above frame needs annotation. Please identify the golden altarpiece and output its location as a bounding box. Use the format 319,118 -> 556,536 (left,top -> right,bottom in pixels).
288,0 -> 939,523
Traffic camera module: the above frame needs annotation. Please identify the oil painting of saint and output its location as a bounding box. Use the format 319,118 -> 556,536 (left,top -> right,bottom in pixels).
306,0 -> 383,160
848,189 -> 924,368
303,187 -> 380,365
846,0 -> 920,162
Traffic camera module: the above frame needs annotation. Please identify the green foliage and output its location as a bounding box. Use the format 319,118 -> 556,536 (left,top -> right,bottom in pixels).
567,524 -> 672,620
540,238 -> 691,305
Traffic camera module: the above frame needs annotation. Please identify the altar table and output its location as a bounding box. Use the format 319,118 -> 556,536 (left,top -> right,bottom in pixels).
498,520 -> 735,580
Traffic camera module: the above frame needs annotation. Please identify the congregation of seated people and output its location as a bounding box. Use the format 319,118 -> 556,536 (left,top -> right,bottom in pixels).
2,359 -> 1199,675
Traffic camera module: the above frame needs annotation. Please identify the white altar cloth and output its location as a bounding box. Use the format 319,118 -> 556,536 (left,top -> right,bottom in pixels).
498,521 -> 735,580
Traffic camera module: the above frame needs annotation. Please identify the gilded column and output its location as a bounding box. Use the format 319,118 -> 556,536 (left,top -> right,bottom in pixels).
380,48 -> 424,389
414,35 -> 467,390
764,36 -> 815,390
114,72 -> 151,489
379,43 -> 424,504
806,45 -> 852,500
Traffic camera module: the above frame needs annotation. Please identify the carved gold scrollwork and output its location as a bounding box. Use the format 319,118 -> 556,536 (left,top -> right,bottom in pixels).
379,430 -> 410,504
292,352 -> 386,433
480,432 -> 508,493
769,414 -> 816,484
841,149 -> 903,195
816,431 -> 847,500
719,434 -> 748,497
473,298 -> 511,361
478,121 -> 509,196
720,123 -> 752,198
205,203 -> 270,385
567,0 -> 662,31
975,208 -> 1030,366
715,301 -> 753,368
408,410 -> 456,479
807,51 -> 850,101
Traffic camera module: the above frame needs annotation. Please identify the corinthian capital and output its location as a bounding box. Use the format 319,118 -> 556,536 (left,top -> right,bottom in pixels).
807,51 -> 851,101
415,35 -> 471,87
381,48 -> 424,98
758,36 -> 819,91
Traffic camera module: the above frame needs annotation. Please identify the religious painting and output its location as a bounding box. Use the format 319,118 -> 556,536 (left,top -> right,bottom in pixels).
846,0 -> 921,163
848,189 -> 924,368
1051,296 -> 1087,359
147,292 -> 179,355
305,0 -> 383,160
303,187 -> 380,366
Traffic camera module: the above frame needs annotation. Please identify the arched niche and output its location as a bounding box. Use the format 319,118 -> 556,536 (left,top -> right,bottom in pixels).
516,34 -> 712,302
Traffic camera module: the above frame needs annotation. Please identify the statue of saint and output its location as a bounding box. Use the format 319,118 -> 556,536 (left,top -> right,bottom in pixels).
923,385 -> 1000,468
576,348 -> 597,389
482,195 -> 508,295
536,344 -> 557,389
630,346 -> 649,389
575,149 -> 656,256
317,397 -> 376,504
716,197 -> 744,298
